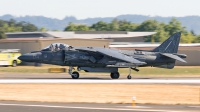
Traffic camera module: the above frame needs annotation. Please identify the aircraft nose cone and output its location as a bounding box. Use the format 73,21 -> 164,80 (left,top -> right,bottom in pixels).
18,53 -> 34,62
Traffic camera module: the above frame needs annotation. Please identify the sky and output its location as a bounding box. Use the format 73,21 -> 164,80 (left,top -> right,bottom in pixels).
0,0 -> 200,20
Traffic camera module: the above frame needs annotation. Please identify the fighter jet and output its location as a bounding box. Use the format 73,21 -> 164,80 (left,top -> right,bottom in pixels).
18,32 -> 187,79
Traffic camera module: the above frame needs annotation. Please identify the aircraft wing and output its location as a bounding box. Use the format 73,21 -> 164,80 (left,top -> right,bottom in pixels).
160,53 -> 187,63
76,47 -> 146,65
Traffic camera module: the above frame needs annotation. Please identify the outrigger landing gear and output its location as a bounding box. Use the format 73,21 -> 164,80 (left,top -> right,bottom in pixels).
127,67 -> 132,79
127,75 -> 131,79
68,66 -> 79,79
127,67 -> 139,79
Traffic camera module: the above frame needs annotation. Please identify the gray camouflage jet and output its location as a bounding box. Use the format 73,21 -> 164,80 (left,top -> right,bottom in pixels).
18,32 -> 187,79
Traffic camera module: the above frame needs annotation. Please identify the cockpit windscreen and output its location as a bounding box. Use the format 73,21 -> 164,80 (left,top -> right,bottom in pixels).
42,43 -> 71,51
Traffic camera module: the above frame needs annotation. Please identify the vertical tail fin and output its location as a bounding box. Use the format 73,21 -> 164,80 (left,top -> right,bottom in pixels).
152,32 -> 181,53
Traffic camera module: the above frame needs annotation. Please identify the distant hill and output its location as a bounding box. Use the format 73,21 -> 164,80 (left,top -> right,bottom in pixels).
1,14 -> 200,34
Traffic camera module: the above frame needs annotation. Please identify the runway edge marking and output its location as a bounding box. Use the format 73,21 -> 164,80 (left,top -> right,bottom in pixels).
0,103 -> 182,112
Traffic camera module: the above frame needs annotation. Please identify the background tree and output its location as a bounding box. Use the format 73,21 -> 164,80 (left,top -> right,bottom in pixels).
64,22 -> 89,31
135,20 -> 160,31
193,35 -> 200,43
76,25 -> 89,31
63,18 -> 200,43
0,20 -> 4,26
190,30 -> 196,36
0,28 -> 7,39
134,20 -> 169,42
39,27 -> 49,32
90,21 -> 109,31
2,23 -> 22,32
0,19 -> 39,39
20,22 -> 38,32
64,22 -> 77,31
118,20 -> 138,31
0,19 -> 38,32
151,29 -> 169,43
164,18 -> 187,35
109,19 -> 119,31
180,32 -> 195,43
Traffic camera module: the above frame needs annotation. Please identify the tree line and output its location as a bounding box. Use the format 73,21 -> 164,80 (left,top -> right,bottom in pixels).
1,18 -> 200,43
64,18 -> 200,43
0,19 -> 39,39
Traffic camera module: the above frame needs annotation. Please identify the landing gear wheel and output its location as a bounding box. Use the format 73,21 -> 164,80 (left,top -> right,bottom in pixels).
71,71 -> 79,79
12,60 -> 17,67
127,75 -> 131,79
110,72 -> 120,79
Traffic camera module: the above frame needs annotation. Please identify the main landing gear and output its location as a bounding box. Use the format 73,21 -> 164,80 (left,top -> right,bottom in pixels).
68,66 -> 139,80
110,67 -> 139,80
110,72 -> 120,79
68,66 -> 79,79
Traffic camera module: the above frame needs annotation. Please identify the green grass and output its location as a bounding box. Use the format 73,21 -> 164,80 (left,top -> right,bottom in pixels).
0,66 -> 200,76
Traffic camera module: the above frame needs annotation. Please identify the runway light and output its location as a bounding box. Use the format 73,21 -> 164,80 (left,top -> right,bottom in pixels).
132,96 -> 136,106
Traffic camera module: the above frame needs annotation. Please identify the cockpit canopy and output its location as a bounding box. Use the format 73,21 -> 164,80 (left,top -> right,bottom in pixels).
42,43 -> 72,51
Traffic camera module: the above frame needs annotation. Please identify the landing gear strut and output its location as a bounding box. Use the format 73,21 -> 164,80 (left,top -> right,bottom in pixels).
68,66 -> 79,79
127,67 -> 132,79
127,67 -> 139,79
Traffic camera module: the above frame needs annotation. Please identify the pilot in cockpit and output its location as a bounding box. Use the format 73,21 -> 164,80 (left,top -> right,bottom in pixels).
55,44 -> 60,51
59,44 -> 66,49
42,43 -> 71,52
49,44 -> 54,51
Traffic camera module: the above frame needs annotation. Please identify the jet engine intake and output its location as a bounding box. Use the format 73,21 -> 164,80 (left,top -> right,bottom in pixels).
78,55 -> 96,63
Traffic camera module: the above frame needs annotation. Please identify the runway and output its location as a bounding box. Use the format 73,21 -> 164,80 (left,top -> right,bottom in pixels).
0,73 -> 200,84
0,79 -> 200,84
1,73 -> 200,80
0,101 -> 199,112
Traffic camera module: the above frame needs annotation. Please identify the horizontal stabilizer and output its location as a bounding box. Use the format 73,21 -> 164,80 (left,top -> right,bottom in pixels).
160,53 -> 187,63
